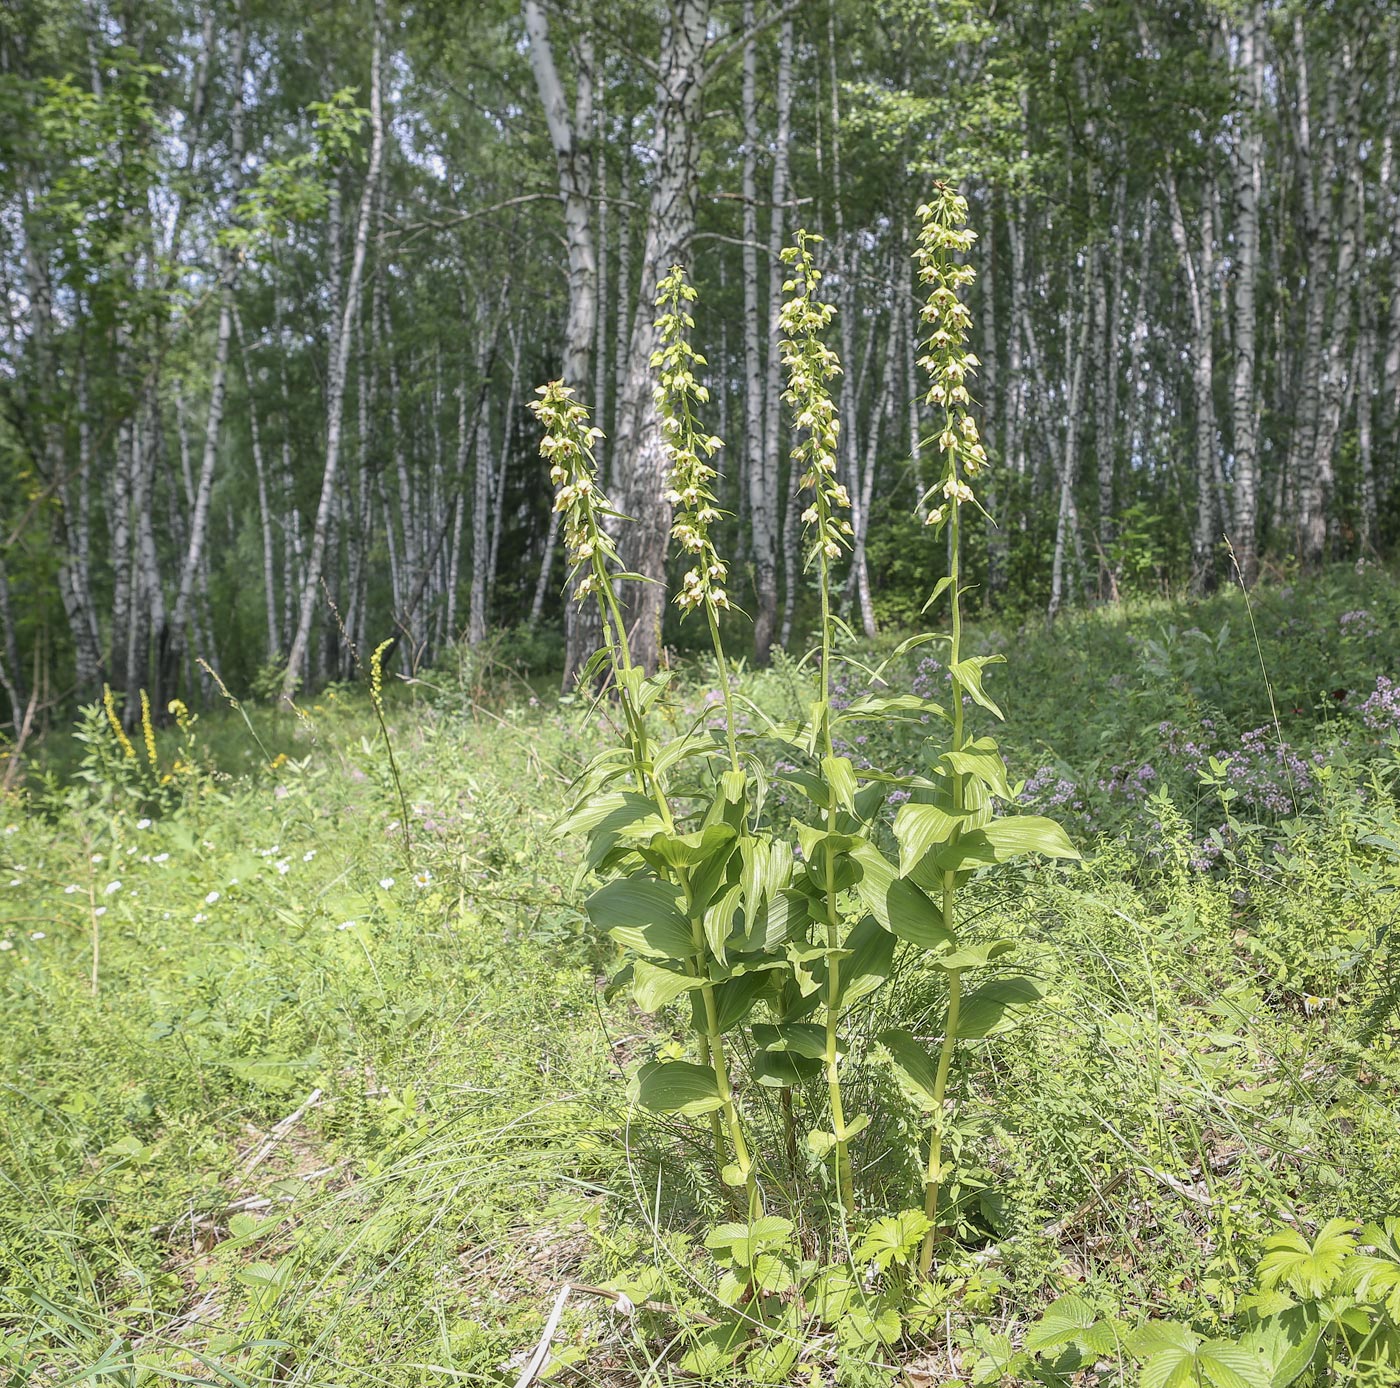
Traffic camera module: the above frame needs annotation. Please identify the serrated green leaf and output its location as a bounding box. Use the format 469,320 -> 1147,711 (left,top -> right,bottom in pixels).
1023,1295 -> 1098,1354
1196,1342 -> 1272,1388
1258,1220 -> 1357,1299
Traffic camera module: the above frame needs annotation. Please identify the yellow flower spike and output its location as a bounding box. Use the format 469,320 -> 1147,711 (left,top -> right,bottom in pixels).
369,638 -> 392,715
139,690 -> 158,772
102,685 -> 137,760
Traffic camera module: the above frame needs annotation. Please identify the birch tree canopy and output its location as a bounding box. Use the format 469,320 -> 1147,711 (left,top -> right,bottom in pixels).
0,0 -> 1395,723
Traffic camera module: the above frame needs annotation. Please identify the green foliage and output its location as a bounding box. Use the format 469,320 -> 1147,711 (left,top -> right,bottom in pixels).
539,191 -> 1085,1373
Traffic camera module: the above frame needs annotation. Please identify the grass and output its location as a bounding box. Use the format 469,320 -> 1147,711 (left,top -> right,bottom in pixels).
1,566 -> 1398,1385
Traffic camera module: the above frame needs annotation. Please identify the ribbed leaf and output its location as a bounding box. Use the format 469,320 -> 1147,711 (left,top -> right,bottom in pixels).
630,1059 -> 722,1116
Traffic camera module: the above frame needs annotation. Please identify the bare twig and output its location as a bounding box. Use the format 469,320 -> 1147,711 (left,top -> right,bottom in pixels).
513,1283 -> 571,1388
240,1087 -> 323,1174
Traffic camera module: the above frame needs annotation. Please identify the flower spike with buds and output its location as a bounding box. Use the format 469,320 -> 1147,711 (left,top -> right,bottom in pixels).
779,231 -> 854,568
653,265 -> 730,615
529,382 -> 619,606
779,230 -> 861,1217
913,185 -> 986,529
652,265 -> 743,777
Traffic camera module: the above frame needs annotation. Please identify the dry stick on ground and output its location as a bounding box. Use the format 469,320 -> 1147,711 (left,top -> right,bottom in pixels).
240,1087 -> 323,1174
513,1280 -> 721,1388
513,1284 -> 572,1388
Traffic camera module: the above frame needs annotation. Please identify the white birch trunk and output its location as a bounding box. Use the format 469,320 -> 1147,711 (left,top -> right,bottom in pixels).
283,8 -> 385,698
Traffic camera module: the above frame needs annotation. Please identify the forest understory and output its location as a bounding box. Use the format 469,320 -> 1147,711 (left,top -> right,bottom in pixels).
2,569 -> 1398,1386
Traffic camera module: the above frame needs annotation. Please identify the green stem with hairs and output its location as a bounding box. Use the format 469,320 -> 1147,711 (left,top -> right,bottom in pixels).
595,552 -> 753,1201
920,478 -> 965,1276
816,541 -> 854,1215
704,600 -> 741,775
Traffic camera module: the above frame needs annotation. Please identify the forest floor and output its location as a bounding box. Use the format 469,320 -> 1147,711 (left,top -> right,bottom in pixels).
2,565 -> 1399,1386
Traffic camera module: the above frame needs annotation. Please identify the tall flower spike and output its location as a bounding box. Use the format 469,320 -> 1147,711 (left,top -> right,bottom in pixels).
913,186 -> 985,529
653,265 -> 730,613
779,231 -> 853,566
528,382 -> 618,604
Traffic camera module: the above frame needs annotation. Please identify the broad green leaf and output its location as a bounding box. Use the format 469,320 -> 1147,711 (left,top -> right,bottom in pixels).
893,801 -> 965,876
884,875 -> 954,950
981,815 -> 1081,861
850,839 -> 898,925
739,837 -> 791,916
585,878 -> 693,959
752,1048 -> 822,1087
631,959 -> 703,1012
835,692 -> 948,722
704,882 -> 744,962
734,887 -> 808,952
630,1059 -> 723,1116
1241,1308 -> 1322,1388
923,817 -> 1080,874
950,654 -> 1006,719
878,1028 -> 940,1109
834,916 -> 896,1007
954,976 -> 1045,1038
687,838 -> 740,917
822,754 -> 858,812
942,737 -> 1013,800
703,970 -> 770,1033
929,938 -> 1016,971
643,823 -> 736,870
775,766 -> 830,806
556,789 -> 656,839
784,940 -> 827,997
751,1021 -> 829,1059
793,820 -> 859,863
586,877 -> 688,944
